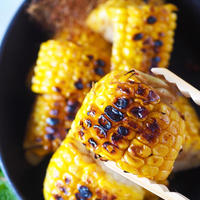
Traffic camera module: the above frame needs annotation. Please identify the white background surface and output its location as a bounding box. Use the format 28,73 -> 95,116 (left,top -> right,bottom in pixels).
0,0 -> 23,44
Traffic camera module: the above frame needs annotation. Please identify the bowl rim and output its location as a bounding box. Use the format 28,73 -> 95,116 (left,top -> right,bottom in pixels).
0,1 -> 26,199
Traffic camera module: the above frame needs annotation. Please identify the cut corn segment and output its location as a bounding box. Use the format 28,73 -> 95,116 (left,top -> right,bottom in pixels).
31,39 -> 111,99
26,29 -> 111,164
69,69 -> 185,181
24,94 -> 81,165
44,137 -> 146,200
173,96 -> 200,171
87,0 -> 177,72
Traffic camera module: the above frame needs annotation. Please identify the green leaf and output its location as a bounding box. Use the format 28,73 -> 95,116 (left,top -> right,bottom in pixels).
0,169 -> 4,177
0,170 -> 17,200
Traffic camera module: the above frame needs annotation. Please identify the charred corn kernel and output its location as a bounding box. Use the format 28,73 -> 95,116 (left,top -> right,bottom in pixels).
55,26 -> 111,53
87,0 -> 177,72
24,94 -> 81,165
44,137 -> 145,200
173,96 -> 200,171
69,69 -> 185,181
31,39 -> 111,99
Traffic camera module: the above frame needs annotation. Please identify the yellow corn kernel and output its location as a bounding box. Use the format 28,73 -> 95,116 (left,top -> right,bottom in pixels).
87,0 -> 177,72
44,137 -> 145,200
31,39 -> 111,99
69,69 -> 185,181
24,94 -> 82,165
55,26 -> 111,53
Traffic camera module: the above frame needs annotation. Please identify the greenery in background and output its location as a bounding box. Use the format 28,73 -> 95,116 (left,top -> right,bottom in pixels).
0,169 -> 17,200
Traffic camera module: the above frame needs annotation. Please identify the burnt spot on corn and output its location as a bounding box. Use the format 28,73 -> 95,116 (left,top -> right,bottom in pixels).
94,59 -> 105,67
87,81 -> 95,88
65,177 -> 71,184
131,106 -> 148,119
94,125 -> 107,138
141,119 -> 160,142
66,100 -> 80,114
143,37 -> 153,45
180,114 -> 185,120
96,189 -> 117,200
78,186 -> 92,199
46,133 -> 56,141
87,55 -> 94,60
159,32 -> 165,37
104,106 -> 124,122
53,87 -> 62,93
94,154 -> 102,159
151,56 -> 161,67
79,131 -> 85,137
98,115 -> 112,130
147,16 -> 157,24
65,128 -> 70,133
136,85 -> 146,96
88,138 -> 97,148
146,119 -> 160,133
54,194 -> 63,200
147,90 -> 160,103
141,48 -> 147,53
66,114 -> 76,121
133,33 -> 143,41
142,132 -> 158,143
103,142 -> 116,153
114,98 -> 129,109
111,133 -> 122,142
85,119 -> 92,128
46,117 -> 59,126
128,80 -> 135,85
59,187 -> 68,194
50,109 -> 59,116
95,67 -> 105,76
87,109 -> 96,117
117,126 -> 129,136
154,40 -> 163,47
117,85 -> 130,95
80,121 -> 85,130
75,193 -> 84,200
75,79 -> 84,90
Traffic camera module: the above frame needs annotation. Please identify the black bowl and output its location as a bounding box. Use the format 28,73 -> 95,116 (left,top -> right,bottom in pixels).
0,0 -> 200,199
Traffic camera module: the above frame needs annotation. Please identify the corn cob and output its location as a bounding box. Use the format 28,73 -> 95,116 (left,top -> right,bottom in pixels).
44,136 -> 145,200
69,69 -> 186,181
172,96 -> 200,171
31,39 -> 111,100
24,94 -> 82,165
87,0 -> 177,72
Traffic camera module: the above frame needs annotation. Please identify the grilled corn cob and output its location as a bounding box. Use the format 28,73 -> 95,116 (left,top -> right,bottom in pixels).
87,0 -> 177,72
69,69 -> 186,181
173,97 -> 200,171
24,94 -> 82,165
44,136 -> 145,200
32,39 -> 111,100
